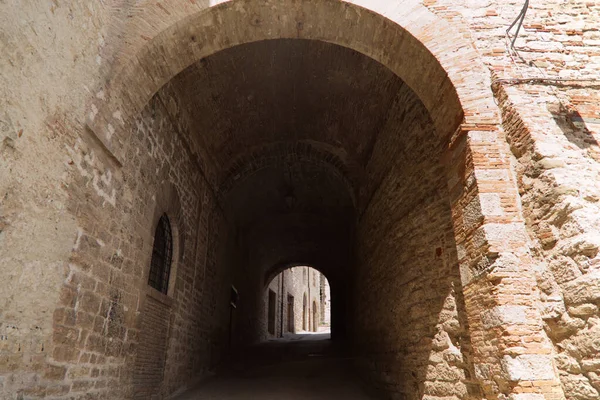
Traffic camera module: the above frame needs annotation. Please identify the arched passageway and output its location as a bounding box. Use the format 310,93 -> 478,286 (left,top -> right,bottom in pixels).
125,36 -> 476,398
128,36 -> 479,398
14,1 -> 562,400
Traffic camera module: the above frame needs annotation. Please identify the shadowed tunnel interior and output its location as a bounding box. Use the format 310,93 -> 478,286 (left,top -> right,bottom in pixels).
135,39 -> 477,399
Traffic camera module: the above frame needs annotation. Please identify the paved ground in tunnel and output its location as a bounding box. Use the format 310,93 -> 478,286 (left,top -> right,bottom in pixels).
174,333 -> 380,399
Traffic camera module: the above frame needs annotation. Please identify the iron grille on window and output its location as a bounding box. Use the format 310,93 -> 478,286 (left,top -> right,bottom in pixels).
148,214 -> 173,294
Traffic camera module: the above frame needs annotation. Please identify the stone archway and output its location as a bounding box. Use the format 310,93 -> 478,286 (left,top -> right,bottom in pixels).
83,1 -> 564,398
87,0 -> 496,163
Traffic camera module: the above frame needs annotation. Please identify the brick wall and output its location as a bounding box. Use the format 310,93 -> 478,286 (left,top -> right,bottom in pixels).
353,83 -> 480,399
55,95 -> 219,398
133,294 -> 171,399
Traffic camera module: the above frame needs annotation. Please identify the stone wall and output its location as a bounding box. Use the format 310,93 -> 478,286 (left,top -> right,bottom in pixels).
1,2 -> 111,398
494,78 -> 600,400
423,0 -> 600,398
1,70 -> 232,397
62,95 -> 221,399
353,83 -> 479,399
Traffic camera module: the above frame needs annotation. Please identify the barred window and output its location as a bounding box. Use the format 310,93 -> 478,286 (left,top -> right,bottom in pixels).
148,214 -> 173,294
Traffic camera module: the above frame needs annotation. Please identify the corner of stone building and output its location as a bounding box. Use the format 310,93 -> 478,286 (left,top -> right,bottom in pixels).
492,68 -> 600,400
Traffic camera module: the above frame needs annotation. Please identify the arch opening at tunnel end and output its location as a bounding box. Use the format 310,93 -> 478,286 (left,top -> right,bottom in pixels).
263,266 -> 332,341
77,1 -> 562,399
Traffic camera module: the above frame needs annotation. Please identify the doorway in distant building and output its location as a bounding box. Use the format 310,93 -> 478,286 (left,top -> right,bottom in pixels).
312,301 -> 318,332
287,295 -> 295,333
302,293 -> 307,331
268,289 -> 276,335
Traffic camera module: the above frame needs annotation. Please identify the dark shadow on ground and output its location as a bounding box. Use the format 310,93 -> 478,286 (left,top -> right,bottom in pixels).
173,333 -> 381,399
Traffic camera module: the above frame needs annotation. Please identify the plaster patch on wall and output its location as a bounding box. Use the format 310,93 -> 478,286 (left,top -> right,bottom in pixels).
474,168 -> 510,182
501,354 -> 556,381
481,305 -> 529,329
480,193 -> 504,216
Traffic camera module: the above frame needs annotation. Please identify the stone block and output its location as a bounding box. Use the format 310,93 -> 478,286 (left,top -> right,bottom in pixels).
555,353 -> 582,374
568,304 -> 598,318
479,193 -> 504,216
562,271 -> 600,305
483,223 -> 528,244
508,394 -> 545,400
549,258 -> 582,285
43,364 -> 67,380
559,373 -> 599,400
78,291 -> 102,314
71,379 -> 95,392
67,366 -> 91,380
481,305 -> 529,329
539,297 -> 566,320
501,354 -> 556,381
559,234 -> 600,258
45,384 -> 70,396
581,359 -> 600,372
52,345 -> 80,363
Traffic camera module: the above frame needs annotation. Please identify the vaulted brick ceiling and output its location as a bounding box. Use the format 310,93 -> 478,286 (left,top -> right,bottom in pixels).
154,39 -> 431,277
158,39 -> 405,178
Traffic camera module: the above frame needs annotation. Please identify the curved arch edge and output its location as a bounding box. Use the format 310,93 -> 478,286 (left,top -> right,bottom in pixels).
86,0 -> 498,167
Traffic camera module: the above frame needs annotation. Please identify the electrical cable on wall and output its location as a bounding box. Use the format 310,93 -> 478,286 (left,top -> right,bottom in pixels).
495,77 -> 599,85
498,0 -> 599,144
502,0 -> 598,87
506,0 -> 529,53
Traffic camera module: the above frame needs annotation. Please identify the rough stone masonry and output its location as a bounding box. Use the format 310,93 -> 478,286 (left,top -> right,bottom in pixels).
1,1 -> 599,399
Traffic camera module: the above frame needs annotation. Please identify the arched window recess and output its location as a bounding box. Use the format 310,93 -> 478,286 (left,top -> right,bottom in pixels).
148,213 -> 173,295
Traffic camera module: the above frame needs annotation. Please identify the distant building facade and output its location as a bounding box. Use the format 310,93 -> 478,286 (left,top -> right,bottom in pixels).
263,267 -> 326,339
